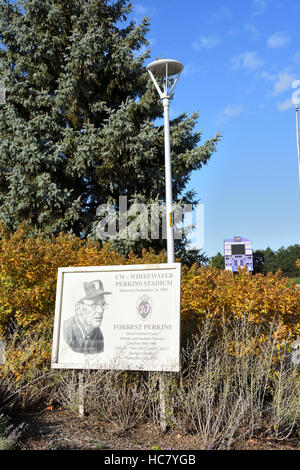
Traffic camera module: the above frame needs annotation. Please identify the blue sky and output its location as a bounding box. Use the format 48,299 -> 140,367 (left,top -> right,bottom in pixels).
130,0 -> 300,257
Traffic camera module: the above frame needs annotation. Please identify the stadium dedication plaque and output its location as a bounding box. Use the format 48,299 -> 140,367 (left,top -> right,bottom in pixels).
51,263 -> 181,372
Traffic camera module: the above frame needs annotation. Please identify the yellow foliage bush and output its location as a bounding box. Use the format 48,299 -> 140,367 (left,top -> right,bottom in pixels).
0,224 -> 300,380
181,265 -> 300,342
0,223 -> 126,333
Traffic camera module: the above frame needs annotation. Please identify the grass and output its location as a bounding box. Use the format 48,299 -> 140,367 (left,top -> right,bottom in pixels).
288,277 -> 300,286
49,317 -> 300,449
290,277 -> 300,284
1,317 -> 299,450
0,414 -> 26,449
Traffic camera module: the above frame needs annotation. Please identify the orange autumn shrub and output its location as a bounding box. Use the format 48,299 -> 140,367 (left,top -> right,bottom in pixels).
0,224 -> 300,382
0,223 -> 125,333
127,248 -> 167,265
181,265 -> 300,342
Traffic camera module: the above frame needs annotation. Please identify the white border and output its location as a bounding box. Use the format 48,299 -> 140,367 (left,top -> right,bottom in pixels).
51,263 -> 181,371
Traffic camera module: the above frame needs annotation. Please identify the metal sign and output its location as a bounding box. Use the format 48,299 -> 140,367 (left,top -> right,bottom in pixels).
51,263 -> 181,372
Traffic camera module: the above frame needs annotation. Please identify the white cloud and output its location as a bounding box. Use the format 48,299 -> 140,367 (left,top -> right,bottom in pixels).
252,0 -> 267,15
217,104 -> 244,123
257,66 -> 297,110
208,6 -> 232,23
226,29 -> 239,38
271,70 -> 296,96
267,31 -> 291,49
133,3 -> 155,19
193,35 -> 220,50
277,98 -> 293,112
244,24 -> 259,39
134,4 -> 147,15
260,70 -> 277,81
293,52 -> 300,65
182,63 -> 198,76
231,51 -> 263,70
259,69 -> 297,108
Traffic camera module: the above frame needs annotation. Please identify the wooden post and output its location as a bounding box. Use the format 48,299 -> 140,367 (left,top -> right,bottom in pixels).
159,373 -> 167,432
0,340 -> 5,365
78,371 -> 85,417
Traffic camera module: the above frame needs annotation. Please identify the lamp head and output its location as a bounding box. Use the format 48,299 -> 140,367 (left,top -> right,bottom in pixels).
146,59 -> 184,99
146,59 -> 184,78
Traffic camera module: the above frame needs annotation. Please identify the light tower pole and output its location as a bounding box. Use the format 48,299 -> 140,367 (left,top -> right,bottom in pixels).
146,59 -> 184,433
146,59 -> 184,263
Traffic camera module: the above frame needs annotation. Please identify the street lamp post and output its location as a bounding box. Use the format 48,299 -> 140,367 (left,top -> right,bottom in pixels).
146,59 -> 184,432
146,59 -> 184,263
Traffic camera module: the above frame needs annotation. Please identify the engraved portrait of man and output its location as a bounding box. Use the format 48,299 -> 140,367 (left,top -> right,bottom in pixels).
63,280 -> 111,355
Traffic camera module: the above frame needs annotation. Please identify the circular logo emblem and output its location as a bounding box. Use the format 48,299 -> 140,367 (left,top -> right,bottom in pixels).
137,295 -> 152,320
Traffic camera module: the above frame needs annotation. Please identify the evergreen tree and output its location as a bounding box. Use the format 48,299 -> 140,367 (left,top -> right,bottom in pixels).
211,252 -> 224,270
261,247 -> 276,274
275,245 -> 300,277
253,245 -> 300,277
0,0 -> 220,260
252,250 -> 265,274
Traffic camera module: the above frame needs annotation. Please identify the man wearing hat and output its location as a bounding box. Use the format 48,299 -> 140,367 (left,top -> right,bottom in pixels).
63,280 -> 111,354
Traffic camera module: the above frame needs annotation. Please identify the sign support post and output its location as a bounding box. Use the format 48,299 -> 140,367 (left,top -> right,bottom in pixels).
78,370 -> 85,417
